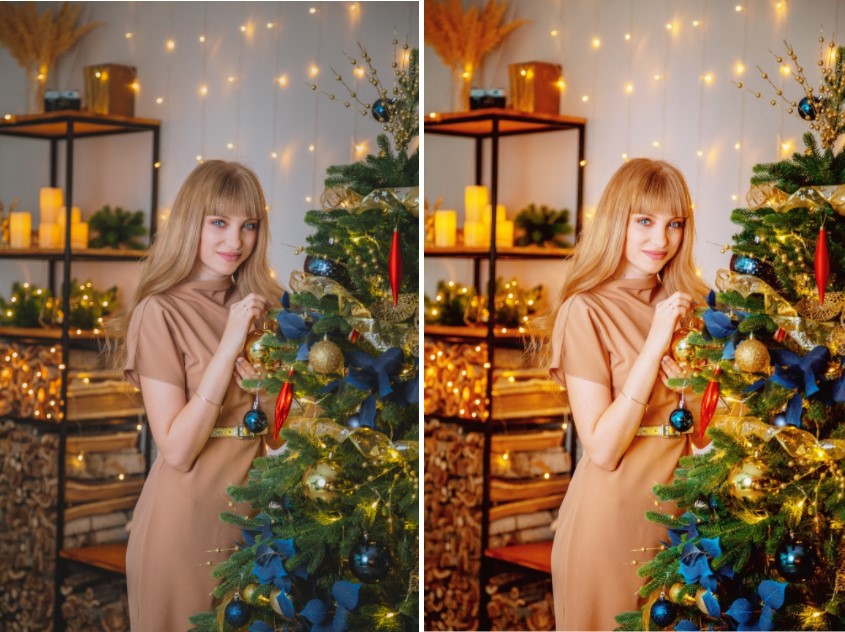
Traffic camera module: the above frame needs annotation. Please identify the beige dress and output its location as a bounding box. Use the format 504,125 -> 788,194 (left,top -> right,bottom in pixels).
549,276 -> 692,631
124,277 -> 264,632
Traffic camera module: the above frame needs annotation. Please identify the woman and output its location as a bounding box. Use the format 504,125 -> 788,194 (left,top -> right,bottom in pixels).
110,160 -> 284,631
544,158 -> 711,630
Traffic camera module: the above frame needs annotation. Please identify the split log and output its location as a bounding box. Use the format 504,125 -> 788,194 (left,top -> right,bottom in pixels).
61,572 -> 129,632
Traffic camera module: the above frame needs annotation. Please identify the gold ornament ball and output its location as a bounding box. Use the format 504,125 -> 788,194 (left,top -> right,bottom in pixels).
695,588 -> 718,615
242,583 -> 259,605
669,582 -> 694,605
670,328 -> 695,363
828,326 -> 845,356
309,339 -> 344,374
728,457 -> 770,504
302,461 -> 339,502
244,329 -> 270,366
269,589 -> 291,617
735,338 -> 770,373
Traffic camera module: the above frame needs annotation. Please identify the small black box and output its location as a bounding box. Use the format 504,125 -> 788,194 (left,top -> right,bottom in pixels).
45,90 -> 82,112
470,88 -> 506,110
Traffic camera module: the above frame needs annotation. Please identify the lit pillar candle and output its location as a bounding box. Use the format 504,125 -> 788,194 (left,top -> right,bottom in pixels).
10,212 -> 32,248
464,185 -> 488,223
39,187 -> 63,224
463,221 -> 488,247
38,223 -> 60,248
434,210 -> 457,247
483,203 -> 507,225
495,220 -> 514,248
58,206 -> 82,243
70,222 -> 89,249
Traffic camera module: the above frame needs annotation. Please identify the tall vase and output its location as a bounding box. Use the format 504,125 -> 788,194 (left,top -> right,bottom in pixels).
25,67 -> 47,114
450,64 -> 473,113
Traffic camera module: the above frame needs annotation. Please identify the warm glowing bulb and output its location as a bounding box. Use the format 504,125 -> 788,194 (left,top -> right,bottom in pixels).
228,76 -> 236,83
354,67 -> 365,78
692,20 -> 700,26
703,73 -> 714,83
591,37 -> 601,48
654,73 -> 662,80
621,153 -> 629,160
267,22 -> 276,28
199,35 -> 206,43
696,150 -> 703,157
156,97 -> 164,104
625,82 -> 634,93
199,84 -> 208,96
652,140 -> 660,147
125,32 -> 133,39
780,65 -> 791,76
731,194 -> 738,201
581,95 -> 589,102
240,25 -> 246,32
309,65 -> 319,77
196,154 -> 203,162
131,80 -> 140,92
166,39 -> 175,51
305,195 -> 312,203
665,23 -> 673,30
309,7 -> 316,14
735,4 -> 743,11
270,151 -> 278,158
551,29 -> 559,37
226,143 -> 235,149
735,142 -> 741,149
94,71 -> 101,78
277,75 -> 288,86
308,144 -> 315,152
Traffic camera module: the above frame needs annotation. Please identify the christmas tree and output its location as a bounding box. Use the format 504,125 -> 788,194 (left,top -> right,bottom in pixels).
617,39 -> 845,632
190,42 -> 419,632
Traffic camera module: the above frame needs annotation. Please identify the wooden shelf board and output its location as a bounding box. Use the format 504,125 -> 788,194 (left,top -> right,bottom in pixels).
484,541 -> 553,574
60,542 -> 127,574
424,245 -> 573,259
425,109 -> 586,138
0,326 -> 102,340
424,324 -> 527,339
0,247 -> 147,260
0,111 -> 160,139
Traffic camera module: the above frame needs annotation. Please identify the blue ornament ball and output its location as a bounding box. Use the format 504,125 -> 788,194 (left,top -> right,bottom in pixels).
371,98 -> 392,123
304,254 -> 349,285
669,407 -> 694,432
224,595 -> 251,627
776,538 -> 816,581
243,408 -> 268,433
729,254 -> 778,288
650,596 -> 676,628
798,96 -> 817,121
348,540 -> 391,583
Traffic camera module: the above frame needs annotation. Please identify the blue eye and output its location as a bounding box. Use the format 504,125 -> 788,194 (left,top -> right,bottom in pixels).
670,220 -> 685,229
637,217 -> 651,225
211,219 -> 225,228
243,222 -> 259,231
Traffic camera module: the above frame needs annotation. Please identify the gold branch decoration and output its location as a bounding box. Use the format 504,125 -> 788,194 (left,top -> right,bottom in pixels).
0,2 -> 101,83
424,0 -> 527,77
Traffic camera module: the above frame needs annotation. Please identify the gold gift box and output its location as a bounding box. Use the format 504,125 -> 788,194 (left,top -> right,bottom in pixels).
83,64 -> 137,117
508,62 -> 563,114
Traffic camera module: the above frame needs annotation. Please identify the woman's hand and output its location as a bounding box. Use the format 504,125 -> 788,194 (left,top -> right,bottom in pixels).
219,293 -> 270,360
234,355 -> 262,391
658,355 -> 690,392
644,291 -> 695,357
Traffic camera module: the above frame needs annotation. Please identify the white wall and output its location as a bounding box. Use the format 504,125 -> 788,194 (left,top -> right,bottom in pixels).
0,1 -> 418,306
424,0 -> 844,303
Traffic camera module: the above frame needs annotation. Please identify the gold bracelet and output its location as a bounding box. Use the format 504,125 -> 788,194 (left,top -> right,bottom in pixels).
621,391 -> 649,410
195,392 -> 224,412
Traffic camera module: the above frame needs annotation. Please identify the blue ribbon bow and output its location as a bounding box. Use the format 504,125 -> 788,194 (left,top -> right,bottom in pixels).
770,346 -> 830,398
345,347 -> 404,398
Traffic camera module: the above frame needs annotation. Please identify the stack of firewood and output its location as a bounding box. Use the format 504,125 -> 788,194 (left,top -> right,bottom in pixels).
424,418 -> 484,630
64,431 -> 143,548
61,572 -> 129,632
0,342 -> 63,420
486,572 -> 555,631
0,420 -> 59,630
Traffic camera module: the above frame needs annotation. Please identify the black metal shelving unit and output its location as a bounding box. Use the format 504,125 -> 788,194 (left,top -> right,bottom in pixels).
424,108 -> 586,630
0,110 -> 160,631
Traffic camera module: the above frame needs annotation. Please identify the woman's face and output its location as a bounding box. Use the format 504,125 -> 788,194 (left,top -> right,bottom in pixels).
617,211 -> 685,279
194,213 -> 260,280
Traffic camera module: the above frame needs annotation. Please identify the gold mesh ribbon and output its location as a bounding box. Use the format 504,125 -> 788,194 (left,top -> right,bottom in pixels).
320,186 -> 419,217
287,416 -> 417,463
715,269 -> 837,351
718,415 -> 845,462
746,184 -> 845,215
288,269 -> 413,353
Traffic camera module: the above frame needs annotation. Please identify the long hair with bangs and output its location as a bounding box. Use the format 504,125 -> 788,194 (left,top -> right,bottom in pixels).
533,157 -> 708,366
108,160 -> 284,367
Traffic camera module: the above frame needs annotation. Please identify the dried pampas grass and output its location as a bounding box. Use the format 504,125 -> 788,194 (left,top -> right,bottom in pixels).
0,2 -> 101,77
424,0 -> 527,75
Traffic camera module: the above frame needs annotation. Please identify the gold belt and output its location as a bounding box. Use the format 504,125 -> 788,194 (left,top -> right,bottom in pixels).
635,424 -> 693,438
209,426 -> 267,439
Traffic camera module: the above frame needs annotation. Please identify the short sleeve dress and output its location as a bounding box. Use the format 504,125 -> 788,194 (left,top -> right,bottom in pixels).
124,277 -> 265,632
549,276 -> 692,631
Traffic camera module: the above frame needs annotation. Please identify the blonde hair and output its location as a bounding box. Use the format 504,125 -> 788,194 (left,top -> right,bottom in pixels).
108,160 -> 283,367
534,158 -> 708,366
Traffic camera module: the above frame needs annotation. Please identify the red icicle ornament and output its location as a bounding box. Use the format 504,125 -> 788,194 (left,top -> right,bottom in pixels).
815,225 -> 830,305
273,367 -> 295,440
389,227 -> 403,306
699,369 -> 721,439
